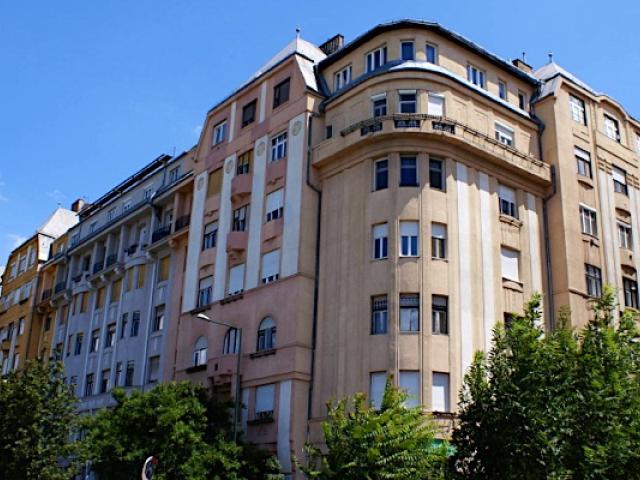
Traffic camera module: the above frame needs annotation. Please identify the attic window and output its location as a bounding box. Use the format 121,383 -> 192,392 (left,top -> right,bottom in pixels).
241,100 -> 256,127
273,78 -> 290,108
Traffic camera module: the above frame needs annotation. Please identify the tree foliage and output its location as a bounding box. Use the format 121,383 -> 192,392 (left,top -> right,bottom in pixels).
299,378 -> 448,479
0,359 -> 81,480
451,288 -> 640,479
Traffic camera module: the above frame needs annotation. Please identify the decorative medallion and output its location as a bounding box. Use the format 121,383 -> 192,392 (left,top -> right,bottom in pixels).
225,160 -> 234,174
257,142 -> 266,156
292,120 -> 302,136
197,177 -> 205,191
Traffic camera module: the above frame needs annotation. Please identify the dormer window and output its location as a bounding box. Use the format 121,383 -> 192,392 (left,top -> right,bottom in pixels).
213,121 -> 227,145
569,95 -> 587,125
518,91 -> 527,110
273,78 -> 290,108
365,46 -> 387,73
425,43 -> 438,64
604,114 -> 621,142
467,64 -> 486,89
334,65 -> 352,91
401,41 -> 415,61
241,100 -> 256,127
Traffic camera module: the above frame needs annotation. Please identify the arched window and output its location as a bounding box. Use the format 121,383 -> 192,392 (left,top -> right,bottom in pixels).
222,328 -> 240,355
193,336 -> 208,366
256,317 -> 276,352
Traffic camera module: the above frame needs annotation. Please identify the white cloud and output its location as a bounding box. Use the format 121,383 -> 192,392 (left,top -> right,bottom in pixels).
6,234 -> 27,249
46,189 -> 66,205
193,125 -> 203,135
0,193 -> 7,203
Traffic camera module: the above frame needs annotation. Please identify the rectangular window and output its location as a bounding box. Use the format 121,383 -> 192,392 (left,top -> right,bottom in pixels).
499,184 -> 517,218
518,91 -> 527,110
241,100 -> 256,127
147,356 -> 160,383
570,95 -> 587,125
580,205 -> 598,236
498,80 -> 507,100
400,221 -> 419,257
105,323 -> 116,348
432,372 -> 450,412
228,264 -> 245,296
90,329 -> 100,353
136,264 -> 146,289
399,155 -> 418,186
168,167 -> 180,183
575,147 -> 592,178
111,279 -> 122,303
95,287 -> 105,309
265,189 -> 284,222
334,65 -> 352,90
624,277 -> 639,308
636,133 -> 640,154
325,125 -> 332,139
374,159 -> 388,191
158,256 -> 170,282
495,122 -> 514,146
604,114 -> 621,142
372,94 -> 387,117
369,372 -> 387,410
429,159 -> 444,190
398,91 -> 417,114
399,293 -> 420,332
125,361 -> 135,387
261,250 -> 280,284
401,41 -> 415,61
585,264 -> 602,297
237,150 -> 252,175
120,313 -> 128,339
232,205 -> 249,232
130,311 -> 140,337
371,295 -> 388,334
467,64 -> 486,88
115,362 -> 122,387
198,276 -> 213,308
202,221 -> 218,250
80,292 -> 89,312
427,93 -> 444,116
432,295 -> 448,334
74,333 -> 83,355
152,305 -> 165,332
18,318 -> 24,335
619,222 -> 633,249
501,247 -> 520,282
365,46 -> 387,73
372,223 -> 389,260
213,120 -> 227,145
85,373 -> 94,397
425,43 -> 437,63
270,132 -> 287,161
431,223 -> 446,259
100,369 -> 110,394
273,78 -> 290,108
399,371 -> 420,408
613,166 -> 628,195
255,384 -> 275,414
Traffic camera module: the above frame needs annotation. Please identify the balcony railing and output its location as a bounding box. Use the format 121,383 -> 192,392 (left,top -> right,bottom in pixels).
54,281 -> 67,294
174,215 -> 190,231
126,244 -> 138,256
92,261 -> 104,275
41,289 -> 52,301
151,225 -> 172,243
105,254 -> 118,267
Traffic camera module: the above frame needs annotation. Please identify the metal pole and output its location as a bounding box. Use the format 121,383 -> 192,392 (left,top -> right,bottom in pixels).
233,328 -> 242,443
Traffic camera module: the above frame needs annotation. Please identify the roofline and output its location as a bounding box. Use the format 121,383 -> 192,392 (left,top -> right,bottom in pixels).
5,231 -> 52,261
318,20 -> 539,87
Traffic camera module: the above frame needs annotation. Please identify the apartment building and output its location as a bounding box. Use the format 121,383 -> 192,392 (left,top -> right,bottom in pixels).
0,207 -> 78,373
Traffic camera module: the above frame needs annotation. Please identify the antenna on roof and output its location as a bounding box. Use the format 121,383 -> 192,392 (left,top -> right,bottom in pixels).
548,52 -> 554,64
522,51 -> 526,62
295,28 -> 301,39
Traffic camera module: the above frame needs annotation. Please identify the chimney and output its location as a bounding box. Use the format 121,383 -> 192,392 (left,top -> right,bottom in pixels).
319,34 -> 344,56
71,198 -> 87,213
512,58 -> 533,74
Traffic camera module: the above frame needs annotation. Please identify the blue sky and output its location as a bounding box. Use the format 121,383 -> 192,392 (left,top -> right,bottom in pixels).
1,0 -> 639,268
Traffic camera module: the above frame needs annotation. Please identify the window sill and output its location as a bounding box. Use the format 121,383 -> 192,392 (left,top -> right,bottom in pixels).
221,293 -> 244,305
577,176 -> 594,188
250,348 -> 276,359
582,234 -> 599,247
399,331 -> 420,335
371,257 -> 388,262
399,184 -> 420,188
431,257 -> 448,262
370,331 -> 388,336
186,364 -> 207,374
499,214 -> 522,228
247,415 -> 274,426
502,278 -> 523,292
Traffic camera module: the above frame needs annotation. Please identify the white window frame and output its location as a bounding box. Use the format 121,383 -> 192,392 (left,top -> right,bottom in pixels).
265,189 -> 284,222
261,250 -> 280,284
369,372 -> 387,410
365,45 -> 387,73
371,93 -> 387,118
372,223 -> 388,260
193,336 -> 208,366
270,131 -> 287,162
432,372 -> 450,412
399,371 -> 420,408
580,204 -> 598,237
334,65 -> 352,91
228,264 -> 245,296
198,276 -> 213,307
570,95 -> 586,124
467,64 -> 486,89
500,247 -> 520,282
427,93 -> 445,116
425,43 -> 438,64
398,90 -> 417,114
399,221 -> 419,257
618,221 -> 633,250
213,120 -> 227,145
431,223 -> 446,259
373,158 -> 388,191
575,147 -> 592,178
498,184 -> 518,218
604,114 -> 620,142
613,166 -> 628,195
495,122 -> 514,147
255,384 -> 275,414
498,80 -> 507,100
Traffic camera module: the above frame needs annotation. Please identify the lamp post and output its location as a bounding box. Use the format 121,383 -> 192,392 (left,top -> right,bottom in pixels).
194,313 -> 243,442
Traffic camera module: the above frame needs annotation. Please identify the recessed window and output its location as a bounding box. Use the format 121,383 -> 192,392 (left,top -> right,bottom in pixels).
255,384 -> 275,415
100,369 -> 110,394
213,121 -> 227,145
431,223 -> 446,259
427,93 -> 444,116
613,166 -> 628,195
619,222 -> 633,249
202,221 -> 218,250
261,249 -> 280,284
74,333 -> 83,356
429,159 -> 444,190
604,114 -> 621,142
365,46 -> 387,73
500,247 -> 520,282
241,100 -> 257,127
120,313 -> 128,339
369,372 -> 387,410
425,43 -> 438,64
334,65 -> 352,90
499,184 -> 517,218
193,336 -> 208,366
232,205 -> 249,232
374,159 -> 388,191
399,371 -> 420,408
90,329 -> 100,353
432,372 -> 450,412
432,295 -> 448,334
623,277 -> 638,308
371,295 -> 388,334
325,125 -> 333,139
152,305 -> 165,332
399,221 -> 419,257
372,93 -> 387,117
270,131 -> 287,161
130,311 -> 140,337
228,264 -> 245,296
124,361 -> 135,387
580,205 -> 598,237
401,41 -> 415,61
398,91 -> 417,114
114,363 -> 122,387
569,95 -> 587,125
585,264 -> 602,297
223,328 -> 239,355
257,317 -> 276,351
105,323 -> 116,348
265,189 -> 284,222
399,155 -> 418,187
147,356 -> 160,384
237,150 -> 252,175
399,293 -> 420,332
498,80 -> 507,100
372,223 -> 388,260
84,373 -> 94,397
495,122 -> 514,146
467,64 -> 486,89
273,78 -> 290,108
575,147 -> 592,178
518,91 -> 527,110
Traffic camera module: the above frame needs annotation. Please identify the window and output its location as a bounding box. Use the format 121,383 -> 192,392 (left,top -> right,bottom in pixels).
144,187 -> 154,200
18,318 -> 24,335
432,295 -> 448,334
401,41 -> 415,61
95,287 -> 105,310
100,369 -> 110,394
369,372 -> 387,410
237,150 -> 252,175
624,277 -> 639,309
125,361 -> 135,387
107,208 -> 117,221
115,362 -> 122,387
374,159 -> 388,191
228,264 -> 245,296
202,221 -> 218,250
425,43 -> 437,63
130,311 -> 140,337
400,221 -> 419,257
147,356 -> 160,383
152,305 -> 165,332
232,205 -> 249,232
495,122 -> 514,146
501,247 -> 519,282
69,375 -> 78,395
432,372 -> 450,412
398,91 -> 417,114
193,336 -> 208,366
431,223 -> 446,259
257,317 -> 276,351
84,373 -> 94,397
427,93 -> 444,116
125,268 -> 134,292
255,384 -> 275,415
90,221 -> 97,233
636,132 -> 640,154
158,256 -> 170,282
168,167 -> 180,183
136,264 -> 146,289
499,184 -> 517,218
270,132 -> 287,161
105,323 -> 116,348
372,94 -> 387,117
580,205 -> 598,236
619,222 -> 633,249
575,147 -> 592,178
518,91 -> 527,110
123,200 -> 132,213
241,100 -> 256,127
334,65 -> 352,90
325,125 -> 333,139
399,371 -> 420,408
585,264 -> 602,297
261,250 -> 280,284
119,313 -> 128,339
273,78 -> 290,108
198,276 -> 213,308
604,114 -> 621,142
90,329 -> 100,353
570,95 -> 587,124
80,292 -> 89,313
613,167 -> 628,195
400,293 -> 420,332
213,121 -> 227,145
223,328 -> 240,355
265,189 -> 284,222
111,279 -> 122,303
498,80 -> 507,100
74,333 -> 83,356
467,64 -> 486,88
44,316 -> 51,332
372,223 -> 388,260
365,46 -> 387,73
429,159 -> 444,190
371,295 -> 388,334
12,354 -> 19,371
399,156 -> 418,186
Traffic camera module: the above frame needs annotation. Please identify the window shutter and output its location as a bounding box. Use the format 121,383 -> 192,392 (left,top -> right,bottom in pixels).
432,223 -> 446,239
373,223 -> 388,239
400,221 -> 419,237
613,167 -> 626,185
228,264 -> 245,295
261,250 -> 280,280
266,189 -> 284,213
432,373 -> 449,412
428,94 -> 444,116
399,371 -> 420,408
501,247 -> 519,281
575,147 -> 590,161
369,372 -> 387,409
499,184 -> 516,204
255,384 -> 275,413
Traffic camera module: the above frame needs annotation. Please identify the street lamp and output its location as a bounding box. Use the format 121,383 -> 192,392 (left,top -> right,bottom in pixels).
194,313 -> 243,442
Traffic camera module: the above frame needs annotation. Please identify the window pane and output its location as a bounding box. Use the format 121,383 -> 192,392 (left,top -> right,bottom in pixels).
399,371 -> 420,408
432,373 -> 450,412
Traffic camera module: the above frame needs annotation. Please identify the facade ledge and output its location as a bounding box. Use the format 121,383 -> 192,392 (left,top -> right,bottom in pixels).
577,176 -> 594,189
582,234 -> 600,247
502,279 -> 524,292
249,348 -> 276,359
220,292 -> 244,305
185,364 -> 207,374
499,214 -> 523,228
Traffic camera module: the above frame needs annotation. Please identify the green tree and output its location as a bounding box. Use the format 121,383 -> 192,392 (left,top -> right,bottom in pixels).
0,359 -> 81,480
299,379 -> 447,479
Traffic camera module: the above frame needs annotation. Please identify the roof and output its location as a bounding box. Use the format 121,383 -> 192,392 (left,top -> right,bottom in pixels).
318,19 -> 539,86
38,207 -> 78,238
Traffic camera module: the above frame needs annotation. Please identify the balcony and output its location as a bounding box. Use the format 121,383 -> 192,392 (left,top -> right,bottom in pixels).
92,261 -> 104,275
226,231 -> 248,252
125,244 -> 138,256
151,225 -> 171,243
71,273 -> 83,283
41,289 -> 52,302
54,281 -> 67,294
105,254 -> 118,268
231,173 -> 252,200
174,215 -> 190,232
265,158 -> 286,185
